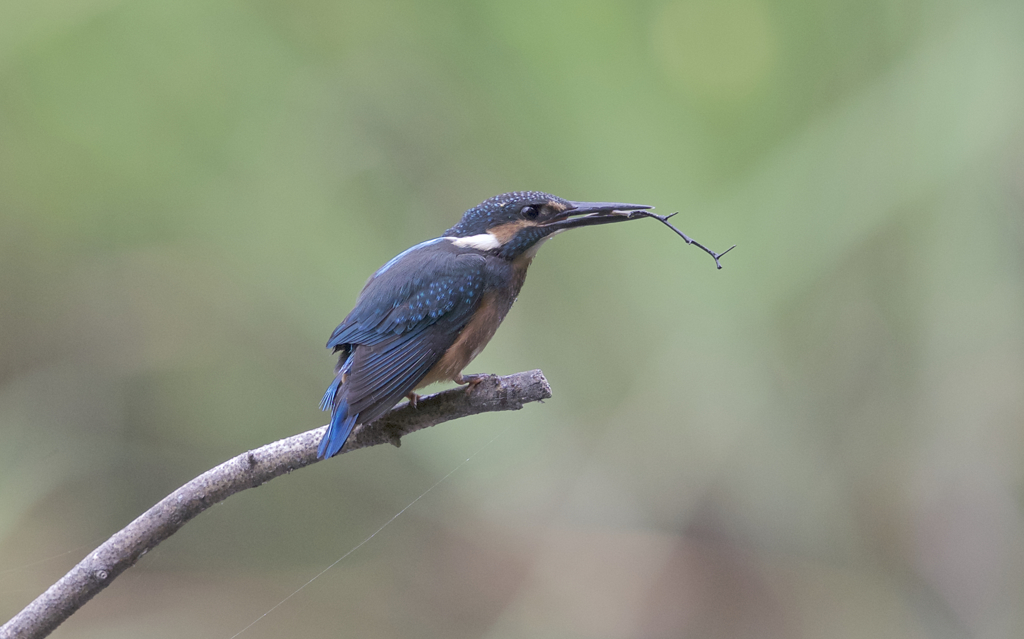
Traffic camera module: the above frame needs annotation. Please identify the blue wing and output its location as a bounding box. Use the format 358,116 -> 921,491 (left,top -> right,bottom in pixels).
318,240 -> 489,458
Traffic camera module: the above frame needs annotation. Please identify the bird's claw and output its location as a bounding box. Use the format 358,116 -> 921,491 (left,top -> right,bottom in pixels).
455,374 -> 488,393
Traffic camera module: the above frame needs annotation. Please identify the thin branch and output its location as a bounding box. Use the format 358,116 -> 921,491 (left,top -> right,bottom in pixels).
1,370 -> 552,639
627,210 -> 736,269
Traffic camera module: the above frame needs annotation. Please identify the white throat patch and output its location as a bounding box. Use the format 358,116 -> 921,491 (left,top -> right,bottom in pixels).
450,233 -> 501,251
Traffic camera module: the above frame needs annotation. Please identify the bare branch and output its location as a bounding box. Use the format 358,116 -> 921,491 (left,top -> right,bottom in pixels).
1,370 -> 552,639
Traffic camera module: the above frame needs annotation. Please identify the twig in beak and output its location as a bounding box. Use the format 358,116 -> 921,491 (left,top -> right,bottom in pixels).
628,211 -> 735,269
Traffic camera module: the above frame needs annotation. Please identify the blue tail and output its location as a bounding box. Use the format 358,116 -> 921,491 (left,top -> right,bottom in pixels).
320,375 -> 342,412
318,389 -> 359,459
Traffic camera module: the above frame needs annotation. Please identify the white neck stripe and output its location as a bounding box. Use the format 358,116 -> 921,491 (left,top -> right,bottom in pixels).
451,233 -> 501,251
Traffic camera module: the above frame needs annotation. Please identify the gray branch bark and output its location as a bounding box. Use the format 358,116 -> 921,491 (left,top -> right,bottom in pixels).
1,370 -> 552,639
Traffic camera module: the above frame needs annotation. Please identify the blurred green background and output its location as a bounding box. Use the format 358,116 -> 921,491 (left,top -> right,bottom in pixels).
2,0 -> 1023,637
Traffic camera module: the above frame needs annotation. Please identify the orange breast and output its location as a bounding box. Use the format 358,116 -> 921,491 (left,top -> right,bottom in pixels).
416,290 -> 505,388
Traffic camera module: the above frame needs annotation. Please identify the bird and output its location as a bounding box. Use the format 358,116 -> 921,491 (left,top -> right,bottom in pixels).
318,191 -> 651,458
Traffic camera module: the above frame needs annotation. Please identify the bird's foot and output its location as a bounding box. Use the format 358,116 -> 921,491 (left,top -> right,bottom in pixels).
406,391 -> 420,408
454,373 -> 488,394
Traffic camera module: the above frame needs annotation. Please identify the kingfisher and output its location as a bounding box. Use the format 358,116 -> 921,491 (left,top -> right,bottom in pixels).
318,191 -> 651,458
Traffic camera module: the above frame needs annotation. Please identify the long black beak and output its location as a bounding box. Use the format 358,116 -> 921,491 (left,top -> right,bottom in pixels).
567,201 -> 651,215
539,200 -> 652,233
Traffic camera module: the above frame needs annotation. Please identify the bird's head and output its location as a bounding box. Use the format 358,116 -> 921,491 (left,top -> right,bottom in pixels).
443,191 -> 651,260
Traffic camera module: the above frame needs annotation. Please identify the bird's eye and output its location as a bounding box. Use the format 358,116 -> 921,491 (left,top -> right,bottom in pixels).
521,206 -> 539,220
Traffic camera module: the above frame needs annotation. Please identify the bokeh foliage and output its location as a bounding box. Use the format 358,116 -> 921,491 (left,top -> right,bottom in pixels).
2,0 -> 1023,637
